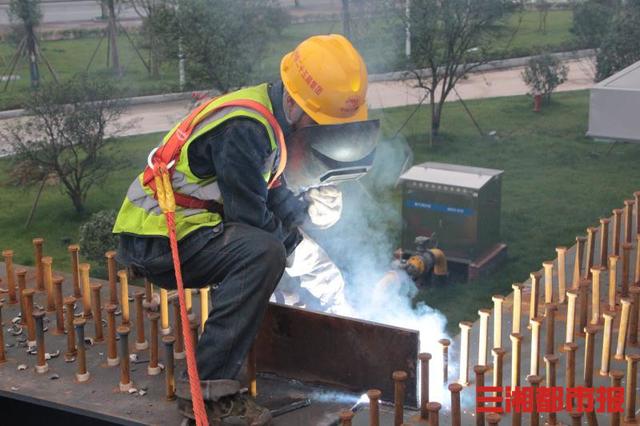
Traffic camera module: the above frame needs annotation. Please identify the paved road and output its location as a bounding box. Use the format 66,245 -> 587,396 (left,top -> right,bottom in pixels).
0,0 -> 341,26
0,57 -> 595,156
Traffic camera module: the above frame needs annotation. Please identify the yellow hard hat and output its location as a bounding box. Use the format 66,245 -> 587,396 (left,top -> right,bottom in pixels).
280,34 -> 368,125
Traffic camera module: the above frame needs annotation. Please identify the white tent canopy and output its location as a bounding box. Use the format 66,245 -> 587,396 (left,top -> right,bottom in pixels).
588,61 -> 640,142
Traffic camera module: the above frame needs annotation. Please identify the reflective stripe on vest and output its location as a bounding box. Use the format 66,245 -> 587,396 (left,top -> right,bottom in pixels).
113,84 -> 278,240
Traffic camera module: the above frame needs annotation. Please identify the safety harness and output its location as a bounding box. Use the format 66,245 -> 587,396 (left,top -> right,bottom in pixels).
145,98 -> 287,426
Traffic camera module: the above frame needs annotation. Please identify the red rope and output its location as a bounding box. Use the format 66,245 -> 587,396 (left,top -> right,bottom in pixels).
165,211 -> 209,426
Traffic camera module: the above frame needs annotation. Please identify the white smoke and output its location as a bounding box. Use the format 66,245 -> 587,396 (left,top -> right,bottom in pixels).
305,137 -> 455,406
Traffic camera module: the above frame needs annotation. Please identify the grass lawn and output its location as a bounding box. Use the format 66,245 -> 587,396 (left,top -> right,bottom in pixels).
3,89 -> 635,335
0,9 -> 578,110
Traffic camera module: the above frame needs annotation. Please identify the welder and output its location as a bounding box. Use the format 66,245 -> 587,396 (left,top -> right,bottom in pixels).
112,34 -> 378,425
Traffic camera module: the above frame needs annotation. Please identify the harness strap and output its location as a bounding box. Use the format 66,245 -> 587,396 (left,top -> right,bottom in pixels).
142,99 -> 287,210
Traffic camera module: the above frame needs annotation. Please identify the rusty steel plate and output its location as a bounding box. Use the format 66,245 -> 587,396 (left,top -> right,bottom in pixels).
255,303 -> 419,407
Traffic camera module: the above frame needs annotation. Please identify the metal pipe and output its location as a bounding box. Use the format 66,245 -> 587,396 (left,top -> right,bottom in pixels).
556,247 -> 567,303
610,370 -> 624,426
510,333 -> 522,387
64,296 -> 77,361
492,348 -> 505,409
530,272 -> 541,320
622,243 -> 632,297
42,256 -> 55,312
527,375 -> 542,426
624,354 -> 640,423
543,261 -> 554,304
105,250 -> 118,305
248,344 -> 257,397
577,279 -> 589,338
200,287 -> 209,333
145,279 -> 153,306
570,412 -> 582,426
628,286 -> 640,345
16,269 -> 27,324
530,317 -> 543,377
635,234 -> 640,283
163,335 -> 176,400
190,319 -> 199,347
586,227 -> 597,279
544,303 -> 556,355
439,338 -> 450,384
392,370 -> 407,426
79,263 -> 92,318
68,244 -> 82,298
492,295 -> 504,350
573,236 -> 586,289
615,297 -> 632,360
613,209 -> 623,256
600,310 -> 615,376
160,288 -> 170,334
608,255 -> 619,311
172,297 -> 185,359
591,266 -> 604,325
486,413 -> 501,426
426,402 -> 440,426
91,283 -> 104,342
134,290 -> 148,350
544,354 -> 558,425
511,284 -> 522,334
478,309 -> 491,366
565,290 -> 578,343
0,304 -> 5,363
2,250 -> 16,304
449,383 -> 463,426
583,325 -> 597,387
185,288 -> 193,317
117,270 -> 130,325
148,312 -> 161,375
624,199 -> 634,244
34,309 -> 48,373
474,365 -> 487,426
459,321 -> 473,386
105,303 -> 119,366
117,325 -> 133,391
418,352 -> 431,419
563,342 -> 578,390
339,411 -> 354,426
600,218 -> 610,267
53,276 -> 65,335
23,288 -> 36,346
367,389 -> 381,426
74,318 -> 90,382
33,238 -> 44,292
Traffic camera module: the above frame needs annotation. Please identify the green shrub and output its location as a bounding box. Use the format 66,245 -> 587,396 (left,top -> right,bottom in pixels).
521,54 -> 568,103
79,210 -> 119,263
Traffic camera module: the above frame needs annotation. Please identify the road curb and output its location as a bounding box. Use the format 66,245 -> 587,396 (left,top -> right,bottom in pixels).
0,49 -> 595,121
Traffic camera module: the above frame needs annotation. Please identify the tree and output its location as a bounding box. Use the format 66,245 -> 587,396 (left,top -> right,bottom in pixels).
405,0 -> 510,140
595,1 -> 640,81
571,0 -> 615,49
8,0 -> 42,88
535,0 -> 551,34
131,0 -> 179,78
2,75 -> 129,214
521,54 -> 568,103
176,0 -> 289,92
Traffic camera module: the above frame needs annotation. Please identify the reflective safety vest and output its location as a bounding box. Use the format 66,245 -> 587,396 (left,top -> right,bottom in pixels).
112,84 -> 284,240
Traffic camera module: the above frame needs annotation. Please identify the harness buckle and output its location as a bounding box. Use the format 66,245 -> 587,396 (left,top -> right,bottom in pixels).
147,147 -> 176,171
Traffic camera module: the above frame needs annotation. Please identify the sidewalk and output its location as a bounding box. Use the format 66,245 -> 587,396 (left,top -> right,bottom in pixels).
0,57 -> 595,156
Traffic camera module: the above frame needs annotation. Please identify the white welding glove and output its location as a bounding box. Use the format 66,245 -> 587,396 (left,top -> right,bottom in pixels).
304,185 -> 342,230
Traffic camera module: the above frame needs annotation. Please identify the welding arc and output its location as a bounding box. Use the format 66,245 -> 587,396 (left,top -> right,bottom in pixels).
153,167 -> 208,426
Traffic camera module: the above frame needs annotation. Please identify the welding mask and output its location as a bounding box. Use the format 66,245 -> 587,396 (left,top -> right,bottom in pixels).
284,119 -> 380,195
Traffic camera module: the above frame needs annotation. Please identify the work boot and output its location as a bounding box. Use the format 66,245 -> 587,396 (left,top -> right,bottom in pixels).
176,378 -> 272,426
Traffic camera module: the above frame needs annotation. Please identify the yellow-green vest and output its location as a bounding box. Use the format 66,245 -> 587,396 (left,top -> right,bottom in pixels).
112,84 -> 279,240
